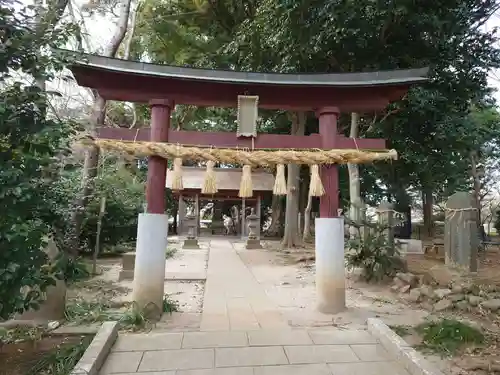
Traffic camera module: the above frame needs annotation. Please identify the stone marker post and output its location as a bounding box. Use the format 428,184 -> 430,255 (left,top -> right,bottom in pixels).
444,191 -> 478,272
17,238 -> 66,322
245,208 -> 262,249
377,201 -> 395,252
183,214 -> 200,249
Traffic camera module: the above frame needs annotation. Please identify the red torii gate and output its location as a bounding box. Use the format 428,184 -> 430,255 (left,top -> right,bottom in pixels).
70,54 -> 428,314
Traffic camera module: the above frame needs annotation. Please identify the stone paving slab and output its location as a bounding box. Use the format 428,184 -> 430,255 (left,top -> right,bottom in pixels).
182,331 -> 248,348
215,346 -> 289,367
113,333 -> 183,351
284,344 -> 360,364
138,349 -> 214,372
247,329 -> 312,346
308,329 -> 378,345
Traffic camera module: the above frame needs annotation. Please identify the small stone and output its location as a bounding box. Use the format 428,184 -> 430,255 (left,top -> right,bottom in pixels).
408,288 -> 422,302
421,302 -> 433,311
434,299 -> 452,312
391,285 -> 400,293
419,285 -> 435,299
397,272 -> 418,287
467,295 -> 483,307
470,284 -> 481,296
393,277 -> 405,288
434,288 -> 452,299
47,321 -> 60,330
455,300 -> 469,311
480,299 -> 500,311
449,294 -> 465,302
451,285 -> 464,294
399,285 -> 411,294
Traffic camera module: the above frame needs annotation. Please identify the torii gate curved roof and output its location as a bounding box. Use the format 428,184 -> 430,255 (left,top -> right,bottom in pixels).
69,52 -> 429,111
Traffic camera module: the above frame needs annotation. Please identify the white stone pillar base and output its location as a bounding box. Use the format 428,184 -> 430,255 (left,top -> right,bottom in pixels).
315,217 -> 346,313
133,213 -> 168,314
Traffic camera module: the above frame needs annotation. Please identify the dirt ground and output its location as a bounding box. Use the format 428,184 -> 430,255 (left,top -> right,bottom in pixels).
66,238 -> 500,374
0,334 -> 92,375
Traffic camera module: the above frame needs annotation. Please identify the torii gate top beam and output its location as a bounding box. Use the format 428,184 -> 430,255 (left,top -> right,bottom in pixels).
69,52 -> 428,111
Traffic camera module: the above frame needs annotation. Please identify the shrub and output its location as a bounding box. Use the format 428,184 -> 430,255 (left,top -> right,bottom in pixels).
345,219 -> 406,282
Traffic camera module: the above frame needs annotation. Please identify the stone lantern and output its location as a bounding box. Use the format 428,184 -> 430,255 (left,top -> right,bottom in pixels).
183,214 -> 200,249
245,208 -> 262,249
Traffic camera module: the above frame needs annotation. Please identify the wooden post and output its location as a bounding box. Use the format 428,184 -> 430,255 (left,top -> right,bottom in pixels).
316,107 -> 340,218
146,99 -> 173,213
314,106 -> 345,314
195,193 -> 200,237
256,195 -> 261,240
241,197 -> 246,239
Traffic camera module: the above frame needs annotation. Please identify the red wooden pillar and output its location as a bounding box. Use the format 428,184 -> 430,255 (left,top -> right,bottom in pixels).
146,99 -> 173,214
317,107 -> 340,218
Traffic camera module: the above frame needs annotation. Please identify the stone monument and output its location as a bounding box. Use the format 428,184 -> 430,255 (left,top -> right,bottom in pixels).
377,201 -> 395,251
17,238 -> 66,322
245,208 -> 262,249
444,191 -> 478,272
183,214 -> 200,249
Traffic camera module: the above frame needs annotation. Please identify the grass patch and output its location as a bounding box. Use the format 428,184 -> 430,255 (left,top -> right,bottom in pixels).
64,300 -> 150,330
163,294 -> 179,313
166,246 -> 177,259
389,324 -> 411,337
415,318 -> 485,355
27,336 -> 92,375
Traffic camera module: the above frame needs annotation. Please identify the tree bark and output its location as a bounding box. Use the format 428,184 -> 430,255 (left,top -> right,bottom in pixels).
422,188 -> 434,239
281,112 -> 305,248
347,112 -> 361,238
71,0 -> 133,253
267,195 -> 282,236
303,194 -> 312,242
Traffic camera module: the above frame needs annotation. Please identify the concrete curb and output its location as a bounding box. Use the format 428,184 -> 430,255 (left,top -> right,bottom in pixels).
367,318 -> 444,375
70,321 -> 119,375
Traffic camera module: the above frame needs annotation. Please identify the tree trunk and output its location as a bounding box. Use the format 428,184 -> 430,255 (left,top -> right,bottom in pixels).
348,112 -> 361,238
267,195 -> 282,236
303,194 -> 312,242
422,188 -> 434,239
281,112 -> 305,248
71,0 -> 133,252
470,151 -> 484,239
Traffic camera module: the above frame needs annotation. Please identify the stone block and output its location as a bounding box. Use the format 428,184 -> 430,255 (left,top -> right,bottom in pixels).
245,239 -> 262,249
399,240 -> 424,254
139,349 -> 214,372
215,346 -> 288,367
119,252 -> 136,280
284,345 -> 359,364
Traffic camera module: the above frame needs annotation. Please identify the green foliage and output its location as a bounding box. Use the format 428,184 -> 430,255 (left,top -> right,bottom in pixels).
27,336 -> 92,375
415,319 -> 485,356
162,294 -> 179,313
495,210 -> 500,234
64,300 -> 153,330
52,160 -> 146,254
389,325 -> 411,337
0,0 -> 77,319
345,220 -> 406,282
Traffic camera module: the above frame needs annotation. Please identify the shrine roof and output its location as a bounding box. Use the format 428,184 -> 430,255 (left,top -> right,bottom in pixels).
165,167 -> 274,192
68,52 -> 429,110
72,54 -> 428,87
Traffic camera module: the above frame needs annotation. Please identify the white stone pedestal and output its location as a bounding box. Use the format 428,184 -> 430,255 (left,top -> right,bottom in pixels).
133,213 -> 168,313
315,217 -> 346,313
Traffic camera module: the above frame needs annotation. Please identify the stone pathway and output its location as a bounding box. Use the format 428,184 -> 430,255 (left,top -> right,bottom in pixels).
98,240 -> 412,374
